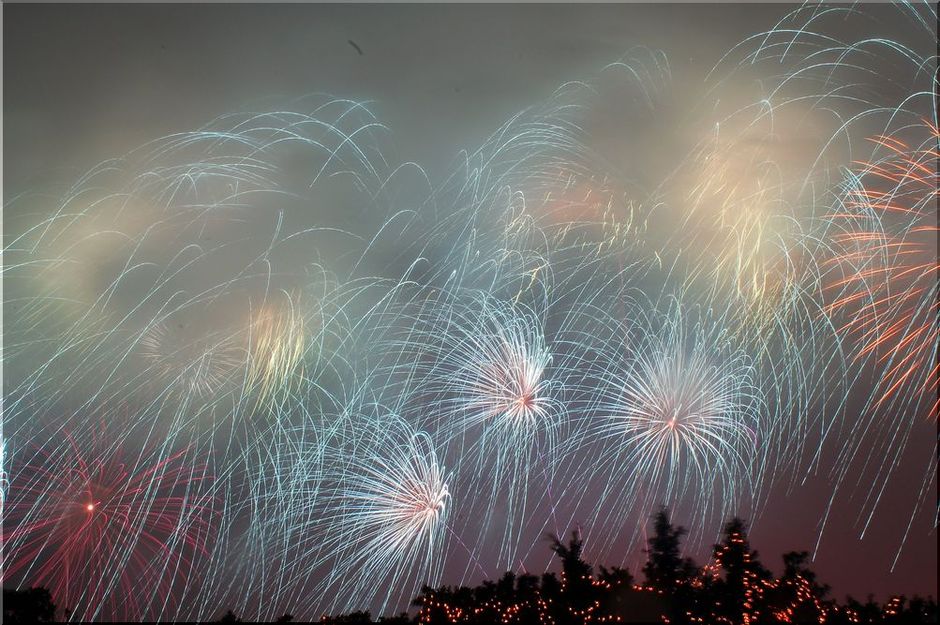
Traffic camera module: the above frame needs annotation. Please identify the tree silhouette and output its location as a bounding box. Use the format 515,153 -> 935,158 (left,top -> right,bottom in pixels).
12,512 -> 936,623
319,610 -> 375,624
217,609 -> 242,623
2,588 -> 56,623
643,507 -> 695,591
763,550 -> 831,623
706,517 -> 771,624
411,515 -> 936,624
549,530 -> 598,624
642,507 -> 697,623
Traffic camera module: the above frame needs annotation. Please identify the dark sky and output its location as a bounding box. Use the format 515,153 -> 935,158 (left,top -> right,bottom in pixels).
4,2 -> 937,614
6,3 -> 809,188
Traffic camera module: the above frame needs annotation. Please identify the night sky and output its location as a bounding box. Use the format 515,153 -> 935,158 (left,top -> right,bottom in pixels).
3,3 -> 937,621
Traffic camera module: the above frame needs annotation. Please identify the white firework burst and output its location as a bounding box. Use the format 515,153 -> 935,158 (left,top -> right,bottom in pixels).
288,416 -> 453,618
344,431 -> 450,560
612,342 -> 751,485
447,298 -> 558,439
583,297 -> 764,549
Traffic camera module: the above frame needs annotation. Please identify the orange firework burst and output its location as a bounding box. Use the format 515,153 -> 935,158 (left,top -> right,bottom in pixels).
826,122 -> 939,417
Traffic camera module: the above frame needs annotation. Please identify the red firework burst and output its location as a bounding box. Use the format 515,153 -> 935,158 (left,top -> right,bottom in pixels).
826,122 -> 939,418
1,428 -> 217,621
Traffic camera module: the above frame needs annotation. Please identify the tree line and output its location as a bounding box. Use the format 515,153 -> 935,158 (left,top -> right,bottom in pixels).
3,510 -> 936,623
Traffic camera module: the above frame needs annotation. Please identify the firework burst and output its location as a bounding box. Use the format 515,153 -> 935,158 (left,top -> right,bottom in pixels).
139,319 -> 246,400
1,427 -> 217,621
2,3 -> 938,618
581,296 -> 764,550
827,124 -> 939,419
313,417 -> 452,617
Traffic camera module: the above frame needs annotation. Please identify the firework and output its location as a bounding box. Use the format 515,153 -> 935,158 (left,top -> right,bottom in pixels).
571,295 -> 764,552
1,426 -> 217,621
333,427 -> 451,593
827,124 -> 939,419
1,435 -> 8,508
294,414 -> 453,617
1,3 -> 937,618
139,318 -> 246,400
245,291 -> 308,410
408,292 -> 567,570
